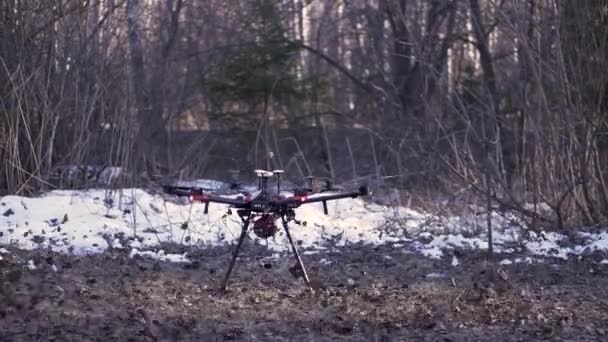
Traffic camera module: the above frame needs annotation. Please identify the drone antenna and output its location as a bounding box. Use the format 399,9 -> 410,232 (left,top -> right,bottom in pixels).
273,170 -> 284,194
254,169 -> 265,190
263,171 -> 273,195
255,170 -> 273,195
305,176 -> 314,192
228,169 -> 241,190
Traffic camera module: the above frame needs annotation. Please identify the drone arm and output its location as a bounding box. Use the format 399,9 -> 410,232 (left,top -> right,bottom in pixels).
299,185 -> 369,204
163,185 -> 248,209
163,185 -> 201,197
187,194 -> 249,214
298,193 -> 356,215
285,185 -> 369,215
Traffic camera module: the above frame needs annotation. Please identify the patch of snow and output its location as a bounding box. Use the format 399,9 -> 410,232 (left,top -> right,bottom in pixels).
319,258 -> 332,265
412,227 -> 592,261
600,259 -> 608,265
27,259 -> 36,270
3,187 -> 608,264
419,232 -> 432,239
426,272 -> 445,278
0,188 -> 412,256
500,259 -> 513,265
420,246 -> 444,259
575,232 -> 608,253
0,187 -> 408,262
522,202 -> 552,213
111,238 -> 124,249
514,257 -> 538,264
0,247 -> 8,254
415,234 -> 486,259
129,248 -> 190,263
524,231 -> 568,258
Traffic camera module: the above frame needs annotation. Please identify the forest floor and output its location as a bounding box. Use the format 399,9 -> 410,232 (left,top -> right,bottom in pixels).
2,240 -> 608,342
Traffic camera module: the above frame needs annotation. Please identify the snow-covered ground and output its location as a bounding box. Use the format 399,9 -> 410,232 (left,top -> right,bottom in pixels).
1,186 -> 608,264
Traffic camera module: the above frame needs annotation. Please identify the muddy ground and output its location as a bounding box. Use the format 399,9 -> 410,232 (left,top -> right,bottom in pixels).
1,239 -> 608,341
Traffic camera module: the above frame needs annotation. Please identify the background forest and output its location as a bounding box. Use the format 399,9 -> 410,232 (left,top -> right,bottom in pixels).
1,0 -> 607,229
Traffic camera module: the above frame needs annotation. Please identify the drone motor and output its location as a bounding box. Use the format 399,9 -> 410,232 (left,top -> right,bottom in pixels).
253,214 -> 278,238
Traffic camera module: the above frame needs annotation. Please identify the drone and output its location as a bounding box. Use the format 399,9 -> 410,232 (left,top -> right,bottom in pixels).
163,170 -> 369,292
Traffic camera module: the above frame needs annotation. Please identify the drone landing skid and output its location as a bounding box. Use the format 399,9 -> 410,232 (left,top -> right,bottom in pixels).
220,213 -> 313,293
281,216 -> 312,289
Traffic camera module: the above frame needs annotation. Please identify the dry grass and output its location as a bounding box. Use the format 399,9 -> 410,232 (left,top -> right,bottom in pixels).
1,242 -> 607,341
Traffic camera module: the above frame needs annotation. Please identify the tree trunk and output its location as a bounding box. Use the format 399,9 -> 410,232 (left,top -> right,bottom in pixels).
469,0 -> 511,184
387,0 -> 414,120
127,0 -> 164,176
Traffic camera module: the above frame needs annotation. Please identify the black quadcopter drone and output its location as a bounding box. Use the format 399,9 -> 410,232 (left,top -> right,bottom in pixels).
163,170 -> 369,292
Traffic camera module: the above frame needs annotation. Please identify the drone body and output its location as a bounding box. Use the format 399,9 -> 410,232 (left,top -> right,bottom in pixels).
163,170 -> 369,292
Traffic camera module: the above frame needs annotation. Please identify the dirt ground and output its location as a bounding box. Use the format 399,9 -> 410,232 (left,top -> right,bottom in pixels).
1,239 -> 608,341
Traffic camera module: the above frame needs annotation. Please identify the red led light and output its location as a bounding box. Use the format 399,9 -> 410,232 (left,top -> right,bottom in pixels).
189,194 -> 208,202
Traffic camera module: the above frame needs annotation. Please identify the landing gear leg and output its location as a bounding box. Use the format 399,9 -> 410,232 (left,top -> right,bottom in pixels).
220,216 -> 251,292
281,216 -> 313,292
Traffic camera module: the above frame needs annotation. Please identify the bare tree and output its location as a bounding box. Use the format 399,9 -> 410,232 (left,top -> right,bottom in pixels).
0,0 -> 606,232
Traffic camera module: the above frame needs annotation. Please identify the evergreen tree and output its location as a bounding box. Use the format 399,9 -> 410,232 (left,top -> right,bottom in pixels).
205,0 -> 311,127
